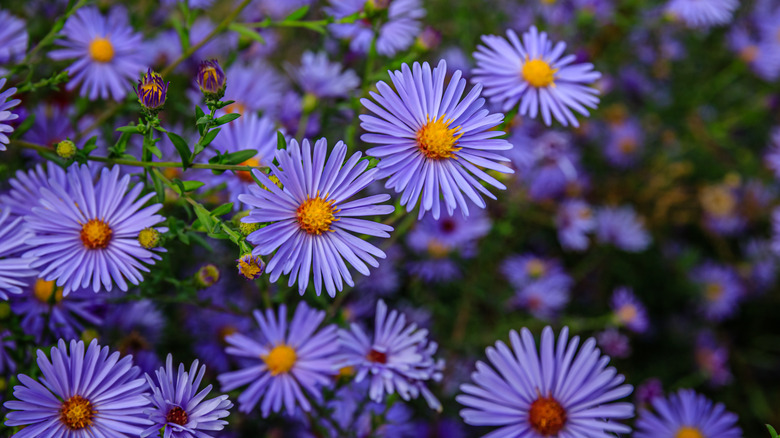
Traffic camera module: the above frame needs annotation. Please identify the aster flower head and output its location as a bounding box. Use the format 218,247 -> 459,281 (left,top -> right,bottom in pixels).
0,329 -> 16,375
595,205 -> 651,252
361,60 -> 514,219
328,0 -> 426,57
695,331 -> 732,386
0,77 -> 20,150
501,253 -> 572,291
25,164 -> 166,294
634,389 -> 742,438
49,6 -> 147,101
556,199 -> 595,251
0,10 -> 28,69
236,253 -> 265,280
239,138 -> 394,297
604,117 -> 644,168
142,355 -> 232,438
665,0 -> 738,28
288,51 -> 359,99
458,326 -> 634,437
611,286 -> 649,333
689,262 -> 743,321
0,208 -> 37,300
338,299 -> 444,411
135,68 -> 169,113
596,328 -> 631,358
218,302 -> 340,416
512,278 -> 570,319
220,60 -> 285,117
0,163 -> 69,219
197,59 -> 226,100
3,339 -> 151,437
407,207 -> 492,257
473,26 -> 601,127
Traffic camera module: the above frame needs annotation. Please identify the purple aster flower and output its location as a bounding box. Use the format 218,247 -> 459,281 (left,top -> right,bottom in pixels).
634,389 -> 742,438
0,77 -> 20,150
338,299 -> 443,411
210,112 -> 277,209
511,278 -> 570,319
604,117 -> 644,168
287,51 -> 359,99
104,299 -> 164,374
3,339 -> 151,436
0,10 -> 28,70
328,0 -> 426,57
279,90 -> 321,138
595,205 -> 651,252
500,253 -> 572,291
611,286 -> 649,333
473,26 -> 601,127
699,182 -> 745,236
0,329 -> 16,375
361,60 -> 514,219
141,355 -> 232,438
49,6 -> 147,100
11,279 -> 103,343
407,258 -> 462,283
695,331 -> 732,386
1,163 -> 69,218
596,328 -> 631,358
218,302 -> 340,416
634,378 -> 663,408
407,207 -> 491,255
556,199 -> 595,251
689,262 -> 743,321
742,239 -> 778,293
25,164 -> 166,294
665,0 -> 738,28
0,208 -> 36,300
239,138 -> 394,297
23,103 -> 76,148
220,60 -> 285,117
458,326 -> 634,436
186,307 -> 253,373
729,26 -> 780,82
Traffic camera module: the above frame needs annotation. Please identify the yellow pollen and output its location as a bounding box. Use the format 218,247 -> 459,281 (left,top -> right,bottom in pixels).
33,279 -> 63,303
676,426 -> 705,438
88,38 -> 114,63
617,304 -> 637,324
526,259 -> 547,278
263,344 -> 297,375
237,158 -> 261,183
417,115 -> 462,159
338,366 -> 355,378
522,58 -> 557,88
138,228 -> 161,249
297,196 -> 337,235
705,283 -> 723,301
80,219 -> 112,250
60,395 -> 95,430
700,186 -> 735,217
528,396 -> 567,435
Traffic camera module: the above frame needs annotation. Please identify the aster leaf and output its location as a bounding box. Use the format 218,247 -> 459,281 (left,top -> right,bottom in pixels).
195,106 -> 206,135
220,149 -> 258,166
193,203 -> 216,232
228,23 -> 266,44
768,425 -> 779,437
211,203 -> 234,217
165,131 -> 192,169
284,5 -> 310,21
277,131 -> 287,150
214,113 -> 241,127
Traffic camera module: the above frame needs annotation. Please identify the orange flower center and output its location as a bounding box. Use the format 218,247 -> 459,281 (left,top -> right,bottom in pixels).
33,279 -> 63,303
237,157 -> 261,183
80,219 -> 112,250
166,406 -> 189,426
89,38 -> 114,63
417,115 -> 462,159
60,395 -> 95,430
297,196 -> 337,235
676,426 -> 705,438
528,396 -> 567,436
522,58 -> 557,88
263,344 -> 297,375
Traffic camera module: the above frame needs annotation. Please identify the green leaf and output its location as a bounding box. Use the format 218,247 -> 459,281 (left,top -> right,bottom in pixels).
166,131 -> 191,168
213,113 -> 240,127
767,425 -> 779,437
81,136 -> 98,154
109,132 -> 131,158
147,143 -> 163,160
116,125 -> 140,133
277,131 -> 287,150
211,203 -> 234,217
227,23 -> 266,44
195,106 -> 206,135
200,128 -> 221,148
221,149 -> 258,165
170,180 -> 204,194
284,5 -> 310,21
152,172 -> 165,204
193,204 -> 215,232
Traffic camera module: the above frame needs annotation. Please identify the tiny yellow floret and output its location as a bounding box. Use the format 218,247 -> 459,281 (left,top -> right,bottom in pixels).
522,58 -> 557,88
297,196 -> 337,235
416,115 -> 462,159
89,37 -> 114,63
60,395 -> 95,430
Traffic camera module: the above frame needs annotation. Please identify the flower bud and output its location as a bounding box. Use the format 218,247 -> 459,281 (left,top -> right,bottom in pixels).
197,59 -> 226,100
135,68 -> 169,113
55,139 -> 77,159
195,264 -> 221,288
138,228 -> 162,249
237,253 -> 265,280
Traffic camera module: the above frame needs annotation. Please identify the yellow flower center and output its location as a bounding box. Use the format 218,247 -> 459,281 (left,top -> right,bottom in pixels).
739,45 -> 758,63
618,139 -> 638,154
237,158 -> 261,183
705,283 -> 723,301
263,344 -> 297,375
200,67 -> 220,87
528,396 -> 567,435
138,228 -> 161,249
80,219 -> 112,250
616,304 -> 637,324
526,259 -> 547,278
699,186 -> 735,217
676,426 -> 705,438
60,395 -> 95,430
218,325 -> 237,345
427,240 -> 450,258
89,37 -> 114,63
237,254 -> 264,280
416,115 -> 462,160
297,196 -> 337,235
33,279 -> 63,303
522,58 -> 557,88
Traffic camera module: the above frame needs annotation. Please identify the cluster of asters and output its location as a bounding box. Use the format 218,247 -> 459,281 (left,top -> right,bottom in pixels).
0,0 -> 777,436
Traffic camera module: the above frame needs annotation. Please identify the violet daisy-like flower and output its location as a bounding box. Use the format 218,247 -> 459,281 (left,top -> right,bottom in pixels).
0,208 -> 36,300
361,60 -> 513,219
217,302 -> 340,416
220,60 -> 285,117
595,205 -> 651,252
0,77 -> 21,150
142,355 -> 232,438
288,51 -> 359,99
338,299 -> 444,411
328,0 -> 425,57
0,329 -> 16,375
3,339 -> 151,437
49,6 -> 147,101
473,26 -> 601,127
665,0 -> 739,28
135,68 -> 169,112
555,199 -> 595,251
25,164 -> 166,294
634,389 -> 742,438
610,286 -> 649,333
689,262 -> 744,321
457,326 -> 634,437
0,10 -> 28,70
239,138 -> 394,297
